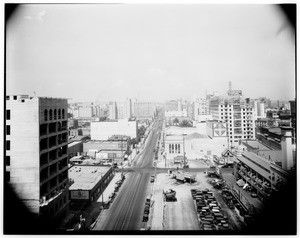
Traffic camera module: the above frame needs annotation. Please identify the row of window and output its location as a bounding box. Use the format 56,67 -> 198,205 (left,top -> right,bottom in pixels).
50,194 -> 67,217
221,105 -> 253,110
6,110 -> 10,120
44,109 -> 65,121
169,144 -> 181,154
6,141 -> 10,150
6,95 -> 18,100
221,114 -> 252,117
6,156 -> 10,166
6,125 -> 10,135
6,109 -> 66,122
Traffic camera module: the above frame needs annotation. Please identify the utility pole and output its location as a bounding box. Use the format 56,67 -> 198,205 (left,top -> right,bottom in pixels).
101,175 -> 104,206
120,140 -> 124,177
183,135 -> 186,170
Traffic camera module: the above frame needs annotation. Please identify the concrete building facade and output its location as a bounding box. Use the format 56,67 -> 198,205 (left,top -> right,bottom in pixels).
78,106 -> 93,118
254,100 -> 266,119
165,110 -> 188,118
108,102 -> 117,120
68,166 -> 114,203
91,119 -> 137,140
68,141 -> 84,159
209,94 -> 255,146
193,98 -> 209,121
132,101 -> 155,119
6,95 -> 70,222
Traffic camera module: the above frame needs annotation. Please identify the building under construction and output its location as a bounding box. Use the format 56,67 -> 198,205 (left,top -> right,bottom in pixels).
209,82 -> 255,147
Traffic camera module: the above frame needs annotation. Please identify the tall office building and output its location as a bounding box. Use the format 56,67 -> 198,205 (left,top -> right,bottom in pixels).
114,99 -> 132,120
126,98 -> 132,119
133,101 -> 155,119
165,100 -> 178,112
5,95 -> 71,223
254,100 -> 266,119
108,101 -> 117,120
116,102 -> 126,119
178,99 -> 183,111
193,98 -> 209,121
209,85 -> 255,146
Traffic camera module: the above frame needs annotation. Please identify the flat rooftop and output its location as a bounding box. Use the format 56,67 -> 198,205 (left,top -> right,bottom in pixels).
243,140 -> 272,151
69,166 -> 110,190
238,151 -> 271,180
85,140 -> 120,144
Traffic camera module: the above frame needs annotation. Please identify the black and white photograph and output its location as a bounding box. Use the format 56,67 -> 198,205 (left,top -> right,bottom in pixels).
4,2 -> 296,235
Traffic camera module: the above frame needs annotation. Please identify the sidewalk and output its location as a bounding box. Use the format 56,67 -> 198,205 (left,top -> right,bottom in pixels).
97,172 -> 122,203
149,180 -> 164,230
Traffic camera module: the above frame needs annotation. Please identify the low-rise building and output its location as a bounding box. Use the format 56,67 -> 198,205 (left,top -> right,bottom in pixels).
165,110 -> 188,118
68,165 -> 114,203
233,127 -> 295,206
78,127 -> 91,137
83,140 -> 128,163
68,141 -> 83,159
69,128 -> 79,139
164,126 -> 227,161
91,119 -> 137,140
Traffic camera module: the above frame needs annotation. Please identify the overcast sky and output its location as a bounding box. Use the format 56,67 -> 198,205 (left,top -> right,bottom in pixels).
6,4 -> 295,102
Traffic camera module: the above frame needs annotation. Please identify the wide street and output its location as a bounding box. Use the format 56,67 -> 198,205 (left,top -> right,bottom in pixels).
93,114 -> 163,230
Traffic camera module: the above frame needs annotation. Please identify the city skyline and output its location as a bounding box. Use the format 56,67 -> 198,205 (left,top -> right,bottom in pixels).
6,4 -> 295,102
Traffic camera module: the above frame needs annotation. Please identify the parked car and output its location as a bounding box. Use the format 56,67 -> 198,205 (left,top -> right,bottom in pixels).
142,214 -> 149,222
221,163 -> 234,168
103,201 -> 111,209
251,193 -> 258,198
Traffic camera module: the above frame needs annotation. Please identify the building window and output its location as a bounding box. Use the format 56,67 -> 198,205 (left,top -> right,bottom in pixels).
6,96 -> 9,100
169,144 -> 171,154
54,109 -> 57,120
58,109 -> 61,119
13,96 -> 17,100
178,144 -> 180,154
6,156 -> 10,166
44,110 -> 48,121
49,109 -> 53,120
6,141 -> 10,150
175,144 -> 177,153
6,125 -> 10,135
62,109 -> 65,119
5,171 -> 10,182
6,110 -> 10,120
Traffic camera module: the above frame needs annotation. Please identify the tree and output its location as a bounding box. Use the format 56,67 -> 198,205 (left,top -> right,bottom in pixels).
137,126 -> 146,141
173,117 -> 179,124
179,120 -> 192,127
129,138 -> 138,148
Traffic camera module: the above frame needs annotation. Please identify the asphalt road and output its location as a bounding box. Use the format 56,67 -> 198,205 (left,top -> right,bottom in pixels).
94,114 -> 163,230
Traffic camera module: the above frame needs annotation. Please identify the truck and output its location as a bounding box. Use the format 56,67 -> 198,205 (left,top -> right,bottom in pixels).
164,189 -> 177,202
174,172 -> 186,182
184,173 -> 196,183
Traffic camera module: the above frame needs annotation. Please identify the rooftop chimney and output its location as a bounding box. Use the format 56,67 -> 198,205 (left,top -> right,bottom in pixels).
280,126 -> 293,170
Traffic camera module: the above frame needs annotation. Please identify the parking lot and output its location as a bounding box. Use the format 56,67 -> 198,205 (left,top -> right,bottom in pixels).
147,171 -> 247,231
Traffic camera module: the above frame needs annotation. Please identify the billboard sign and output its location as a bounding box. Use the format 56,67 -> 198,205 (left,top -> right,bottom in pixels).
70,190 -> 89,200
